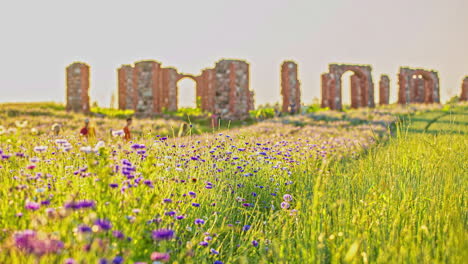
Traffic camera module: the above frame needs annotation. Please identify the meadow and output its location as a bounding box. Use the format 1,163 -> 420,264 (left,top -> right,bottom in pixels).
0,103 -> 466,263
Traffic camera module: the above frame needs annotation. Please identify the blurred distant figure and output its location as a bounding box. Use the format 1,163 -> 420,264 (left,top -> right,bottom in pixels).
80,119 -> 95,138
289,103 -> 296,115
123,117 -> 132,141
51,123 -> 61,136
211,112 -> 220,129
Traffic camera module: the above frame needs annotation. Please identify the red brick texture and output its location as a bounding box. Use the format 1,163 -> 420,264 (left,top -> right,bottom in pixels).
117,59 -> 254,120
281,61 -> 301,113
460,77 -> 468,101
321,64 -> 375,110
66,62 -> 90,113
398,67 -> 440,104
379,75 -> 390,105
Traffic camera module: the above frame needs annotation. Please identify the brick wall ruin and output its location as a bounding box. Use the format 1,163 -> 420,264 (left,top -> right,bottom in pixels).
117,65 -> 135,110
460,77 -> 468,101
281,61 -> 301,113
379,75 -> 390,105
398,67 -> 440,104
212,60 -> 252,119
66,62 -> 90,113
117,59 -> 254,120
321,64 -> 375,110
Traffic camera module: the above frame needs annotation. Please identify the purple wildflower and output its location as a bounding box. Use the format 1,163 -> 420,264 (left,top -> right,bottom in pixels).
94,219 -> 112,231
151,229 -> 175,240
194,219 -> 205,225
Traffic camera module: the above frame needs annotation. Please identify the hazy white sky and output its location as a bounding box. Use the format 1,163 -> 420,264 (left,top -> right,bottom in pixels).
0,0 -> 467,107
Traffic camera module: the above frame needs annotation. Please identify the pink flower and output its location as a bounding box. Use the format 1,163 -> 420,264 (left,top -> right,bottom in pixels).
151,252 -> 170,262
25,201 -> 40,211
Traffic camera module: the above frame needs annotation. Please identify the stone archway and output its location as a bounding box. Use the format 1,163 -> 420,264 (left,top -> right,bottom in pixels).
176,74 -> 199,109
116,59 -> 254,120
398,67 -> 440,104
321,64 -> 374,110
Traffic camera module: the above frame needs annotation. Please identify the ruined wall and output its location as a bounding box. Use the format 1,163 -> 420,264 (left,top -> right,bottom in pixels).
133,60 -> 161,115
66,62 -> 90,113
461,77 -> 468,101
116,59 -> 253,119
161,68 -> 179,112
118,65 -> 135,110
321,64 -> 374,110
398,67 -> 440,104
379,75 -> 390,105
213,60 -> 252,119
281,61 -> 301,113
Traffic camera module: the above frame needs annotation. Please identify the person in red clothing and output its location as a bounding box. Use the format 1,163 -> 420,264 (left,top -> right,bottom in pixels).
80,119 -> 90,137
80,118 -> 96,139
123,117 -> 132,141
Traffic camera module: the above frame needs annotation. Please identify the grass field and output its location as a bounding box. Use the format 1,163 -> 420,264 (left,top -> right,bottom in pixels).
0,103 -> 466,263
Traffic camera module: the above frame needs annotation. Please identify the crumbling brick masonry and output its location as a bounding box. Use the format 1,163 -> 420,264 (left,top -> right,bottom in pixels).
66,62 -> 90,113
460,77 -> 468,101
281,61 -> 301,113
379,75 -> 390,105
321,64 -> 375,110
398,67 -> 440,104
117,59 -> 254,120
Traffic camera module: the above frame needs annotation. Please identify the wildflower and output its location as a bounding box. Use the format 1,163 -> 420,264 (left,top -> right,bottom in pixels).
112,230 -> 125,239
33,146 -> 47,153
151,252 -> 170,262
78,225 -> 92,233
192,203 -> 200,207
112,256 -> 123,264
99,259 -> 108,264
64,258 -> 77,264
194,219 -> 205,225
112,130 -> 124,137
14,230 -> 64,255
214,261 -> 224,264
151,229 -> 175,240
94,219 -> 112,231
199,241 -> 209,246
283,194 -> 293,202
242,225 -> 251,231
80,146 -> 93,153
281,202 -> 290,209
210,248 -> 219,255
252,240 -> 259,247
25,201 -> 40,211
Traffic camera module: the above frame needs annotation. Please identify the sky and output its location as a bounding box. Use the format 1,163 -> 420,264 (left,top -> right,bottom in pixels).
0,0 -> 467,107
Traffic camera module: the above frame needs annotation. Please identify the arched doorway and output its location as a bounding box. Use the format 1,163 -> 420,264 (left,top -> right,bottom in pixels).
177,75 -> 198,109
341,71 -> 355,108
321,64 -> 374,110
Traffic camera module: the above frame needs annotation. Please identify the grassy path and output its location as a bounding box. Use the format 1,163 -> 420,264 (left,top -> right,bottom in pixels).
273,105 -> 467,263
